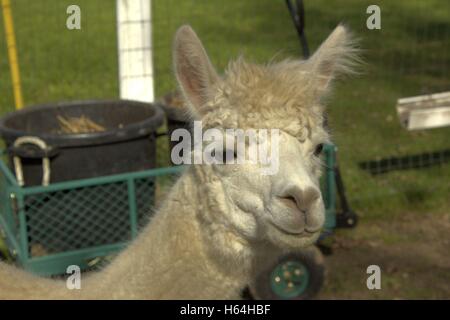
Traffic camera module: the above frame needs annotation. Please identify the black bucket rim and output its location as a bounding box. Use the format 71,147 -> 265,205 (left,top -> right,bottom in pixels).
159,101 -> 192,123
0,99 -> 165,148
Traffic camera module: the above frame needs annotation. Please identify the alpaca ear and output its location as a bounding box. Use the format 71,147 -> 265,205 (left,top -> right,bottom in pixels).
173,25 -> 219,117
308,24 -> 359,92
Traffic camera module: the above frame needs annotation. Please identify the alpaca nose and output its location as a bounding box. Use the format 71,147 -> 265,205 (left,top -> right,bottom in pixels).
280,186 -> 320,213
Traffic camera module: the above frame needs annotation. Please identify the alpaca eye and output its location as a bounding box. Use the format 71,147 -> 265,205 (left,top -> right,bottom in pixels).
223,149 -> 238,162
212,149 -> 237,163
314,144 -> 324,156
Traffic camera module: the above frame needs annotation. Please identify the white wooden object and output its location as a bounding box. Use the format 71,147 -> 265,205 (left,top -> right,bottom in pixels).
396,91 -> 450,130
116,0 -> 154,102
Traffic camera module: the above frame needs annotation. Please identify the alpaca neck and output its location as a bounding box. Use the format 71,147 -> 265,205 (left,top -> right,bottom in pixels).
90,167 -> 254,299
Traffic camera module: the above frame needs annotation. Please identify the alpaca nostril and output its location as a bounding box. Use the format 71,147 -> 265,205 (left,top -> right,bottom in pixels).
278,196 -> 299,212
300,187 -> 320,210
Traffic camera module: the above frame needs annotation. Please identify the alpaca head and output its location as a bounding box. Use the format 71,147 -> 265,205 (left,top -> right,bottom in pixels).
173,25 -> 358,250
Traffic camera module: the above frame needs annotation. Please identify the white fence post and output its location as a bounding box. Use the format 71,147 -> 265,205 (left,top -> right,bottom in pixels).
116,0 -> 154,102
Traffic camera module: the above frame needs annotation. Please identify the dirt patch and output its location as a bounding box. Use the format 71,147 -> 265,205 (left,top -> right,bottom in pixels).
318,212 -> 450,299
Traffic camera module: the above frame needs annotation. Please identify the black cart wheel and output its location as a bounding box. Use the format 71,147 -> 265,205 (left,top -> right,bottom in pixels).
250,246 -> 325,300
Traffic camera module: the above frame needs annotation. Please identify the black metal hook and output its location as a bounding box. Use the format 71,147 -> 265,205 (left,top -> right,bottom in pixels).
285,0 -> 310,58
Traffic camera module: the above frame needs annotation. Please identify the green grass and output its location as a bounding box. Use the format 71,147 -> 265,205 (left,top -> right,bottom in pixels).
0,0 -> 449,220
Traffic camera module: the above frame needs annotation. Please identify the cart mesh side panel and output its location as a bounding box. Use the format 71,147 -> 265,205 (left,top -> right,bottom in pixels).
135,177 -> 156,227
0,173 -> 9,225
24,178 -> 154,257
0,170 -> 18,240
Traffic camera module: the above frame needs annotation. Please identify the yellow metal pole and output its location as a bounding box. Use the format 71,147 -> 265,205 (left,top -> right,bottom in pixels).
2,0 -> 24,109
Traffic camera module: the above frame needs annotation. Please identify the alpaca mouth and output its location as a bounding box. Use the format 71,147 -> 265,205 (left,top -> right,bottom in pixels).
272,196 -> 323,236
268,220 -> 318,238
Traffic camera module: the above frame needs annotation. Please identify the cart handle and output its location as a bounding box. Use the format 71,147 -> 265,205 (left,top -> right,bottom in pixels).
13,136 -> 51,186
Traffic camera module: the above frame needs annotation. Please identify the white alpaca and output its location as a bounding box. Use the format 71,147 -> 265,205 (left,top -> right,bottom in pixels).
0,24 -> 358,299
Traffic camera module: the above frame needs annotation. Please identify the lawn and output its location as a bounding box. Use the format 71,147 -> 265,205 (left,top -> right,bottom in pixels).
0,0 -> 449,298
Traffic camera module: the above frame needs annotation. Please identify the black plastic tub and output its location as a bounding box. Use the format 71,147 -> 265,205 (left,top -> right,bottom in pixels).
162,104 -> 192,147
0,100 -> 164,186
